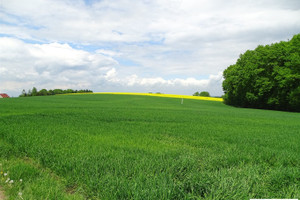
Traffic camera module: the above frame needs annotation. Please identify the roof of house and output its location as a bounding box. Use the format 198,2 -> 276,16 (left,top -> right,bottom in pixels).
0,93 -> 10,98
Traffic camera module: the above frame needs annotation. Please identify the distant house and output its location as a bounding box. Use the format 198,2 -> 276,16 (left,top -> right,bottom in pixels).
0,93 -> 10,98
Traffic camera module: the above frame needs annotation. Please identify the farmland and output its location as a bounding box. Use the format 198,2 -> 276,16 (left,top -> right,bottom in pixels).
0,94 -> 299,199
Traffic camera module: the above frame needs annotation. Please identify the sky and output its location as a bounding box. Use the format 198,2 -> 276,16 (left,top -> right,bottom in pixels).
0,0 -> 300,97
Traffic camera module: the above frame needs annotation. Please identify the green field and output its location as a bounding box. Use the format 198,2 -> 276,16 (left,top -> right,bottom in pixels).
0,94 -> 299,199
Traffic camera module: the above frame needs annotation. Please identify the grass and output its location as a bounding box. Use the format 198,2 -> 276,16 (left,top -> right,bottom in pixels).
0,94 -> 299,199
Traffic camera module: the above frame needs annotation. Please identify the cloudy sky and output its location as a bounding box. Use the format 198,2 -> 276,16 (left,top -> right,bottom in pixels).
0,0 -> 300,97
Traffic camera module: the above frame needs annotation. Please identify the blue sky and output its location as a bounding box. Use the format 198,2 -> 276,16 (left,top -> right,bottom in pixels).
0,0 -> 300,97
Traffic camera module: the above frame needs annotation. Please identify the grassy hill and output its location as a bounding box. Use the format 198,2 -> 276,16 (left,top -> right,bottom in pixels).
0,94 -> 299,199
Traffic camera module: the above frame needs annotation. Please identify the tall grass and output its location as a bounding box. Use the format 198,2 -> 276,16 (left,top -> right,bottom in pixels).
0,94 -> 299,199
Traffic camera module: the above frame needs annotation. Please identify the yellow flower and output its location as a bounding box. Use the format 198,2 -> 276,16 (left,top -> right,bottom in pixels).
94,92 -> 224,102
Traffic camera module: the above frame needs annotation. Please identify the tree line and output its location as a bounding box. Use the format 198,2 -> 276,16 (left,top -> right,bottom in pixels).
19,87 -> 93,97
222,33 -> 300,112
193,91 -> 210,97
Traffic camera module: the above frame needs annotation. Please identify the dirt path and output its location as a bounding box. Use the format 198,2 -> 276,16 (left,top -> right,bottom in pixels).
0,187 -> 5,200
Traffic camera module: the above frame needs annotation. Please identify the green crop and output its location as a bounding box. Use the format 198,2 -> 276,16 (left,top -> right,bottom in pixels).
0,94 -> 299,199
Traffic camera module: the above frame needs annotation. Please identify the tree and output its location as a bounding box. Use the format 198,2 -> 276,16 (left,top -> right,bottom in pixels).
27,89 -> 32,96
48,89 -> 54,95
32,87 -> 38,96
193,92 -> 199,96
199,91 -> 210,97
19,89 -> 27,97
19,87 -> 93,97
64,89 -> 74,94
222,33 -> 300,112
38,89 -> 48,96
53,89 -> 63,94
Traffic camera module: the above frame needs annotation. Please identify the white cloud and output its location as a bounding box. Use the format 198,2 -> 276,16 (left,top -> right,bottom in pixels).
2,0 -> 299,44
101,67 -> 223,95
0,37 -> 117,94
0,37 -> 223,96
96,49 -> 121,57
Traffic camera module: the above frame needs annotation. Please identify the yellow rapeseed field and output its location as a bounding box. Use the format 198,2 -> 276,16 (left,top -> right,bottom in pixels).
88,92 -> 224,102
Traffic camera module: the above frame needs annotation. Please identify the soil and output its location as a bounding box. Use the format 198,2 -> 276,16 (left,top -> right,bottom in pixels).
0,187 -> 5,200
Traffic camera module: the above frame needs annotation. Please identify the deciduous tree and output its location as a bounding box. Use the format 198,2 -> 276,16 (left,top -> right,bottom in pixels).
222,34 -> 300,112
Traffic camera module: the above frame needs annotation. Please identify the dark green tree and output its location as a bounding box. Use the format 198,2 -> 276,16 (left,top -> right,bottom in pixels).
38,89 -> 48,96
193,92 -> 199,96
199,91 -> 210,97
32,87 -> 38,96
19,88 -> 93,97
53,89 -> 63,94
64,89 -> 74,94
48,89 -> 54,95
222,34 -> 300,112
